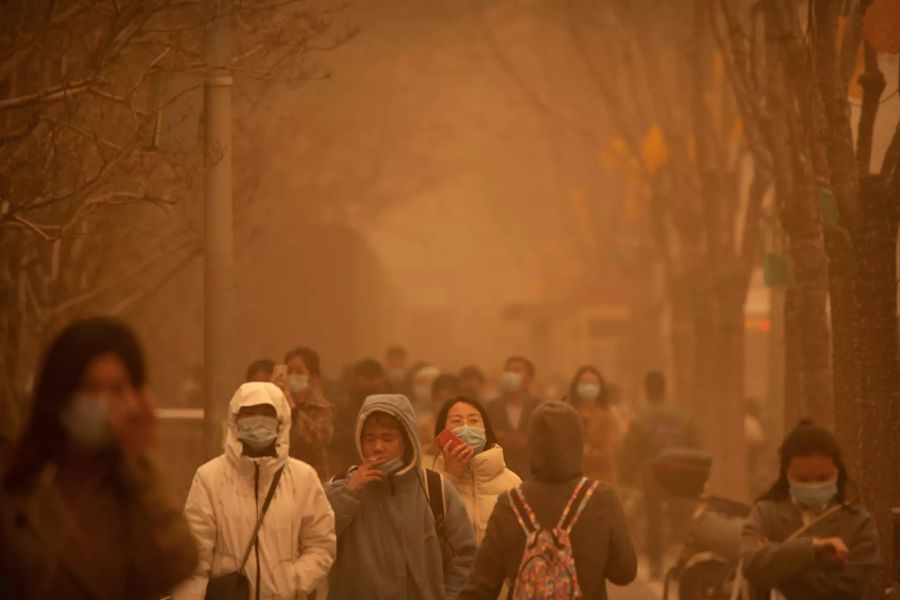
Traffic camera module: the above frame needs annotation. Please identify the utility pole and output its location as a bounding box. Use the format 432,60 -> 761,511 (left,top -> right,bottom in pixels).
203,0 -> 234,459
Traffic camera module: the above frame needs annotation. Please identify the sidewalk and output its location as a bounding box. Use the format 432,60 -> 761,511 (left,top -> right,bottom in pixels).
608,564 -> 665,600
609,579 -> 662,600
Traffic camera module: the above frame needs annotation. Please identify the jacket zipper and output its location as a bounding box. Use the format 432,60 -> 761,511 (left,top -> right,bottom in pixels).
254,464 -> 261,600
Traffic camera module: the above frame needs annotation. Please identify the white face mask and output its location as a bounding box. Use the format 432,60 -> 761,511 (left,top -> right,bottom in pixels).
500,371 -> 524,393
577,382 -> 602,401
60,395 -> 114,449
288,374 -> 309,394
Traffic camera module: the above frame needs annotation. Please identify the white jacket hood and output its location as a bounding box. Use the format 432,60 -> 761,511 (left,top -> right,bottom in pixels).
225,382 -> 291,471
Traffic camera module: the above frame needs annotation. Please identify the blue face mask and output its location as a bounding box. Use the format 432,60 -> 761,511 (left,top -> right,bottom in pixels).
576,382 -> 602,401
237,415 -> 279,451
789,479 -> 838,510
454,426 -> 487,454
378,455 -> 406,474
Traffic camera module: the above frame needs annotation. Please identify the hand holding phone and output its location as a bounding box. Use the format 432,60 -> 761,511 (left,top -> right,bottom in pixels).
436,428 -> 464,452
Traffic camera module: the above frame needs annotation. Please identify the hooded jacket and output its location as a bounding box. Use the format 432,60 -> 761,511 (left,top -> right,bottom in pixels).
435,445 -> 521,545
174,382 -> 336,600
461,401 -> 637,600
325,394 -> 477,600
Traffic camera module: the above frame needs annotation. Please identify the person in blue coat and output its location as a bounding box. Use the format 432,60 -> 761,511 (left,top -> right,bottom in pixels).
326,394 -> 476,600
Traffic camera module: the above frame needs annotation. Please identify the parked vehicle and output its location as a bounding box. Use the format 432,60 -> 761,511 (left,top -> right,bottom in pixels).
652,448 -> 751,600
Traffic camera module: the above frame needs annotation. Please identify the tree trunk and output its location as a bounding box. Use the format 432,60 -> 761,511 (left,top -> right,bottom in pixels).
785,225 -> 833,425
782,285 -> 805,430
854,175 -> 900,597
714,285 -> 750,500
823,226 -> 862,477
669,274 -> 697,411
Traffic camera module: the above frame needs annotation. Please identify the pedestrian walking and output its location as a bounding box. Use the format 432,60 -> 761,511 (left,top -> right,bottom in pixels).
433,395 -> 521,545
460,401 -> 637,599
0,317 -> 197,600
174,382 -> 336,600
325,394 -> 476,600
739,420 -> 880,599
564,366 -> 624,486
486,356 -> 541,478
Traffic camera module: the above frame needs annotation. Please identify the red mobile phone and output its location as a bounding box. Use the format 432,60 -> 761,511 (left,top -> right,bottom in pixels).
436,428 -> 464,452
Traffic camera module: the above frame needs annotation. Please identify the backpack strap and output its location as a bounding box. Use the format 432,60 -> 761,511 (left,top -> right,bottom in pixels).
508,487 -> 538,535
558,478 -> 599,534
424,468 -> 446,524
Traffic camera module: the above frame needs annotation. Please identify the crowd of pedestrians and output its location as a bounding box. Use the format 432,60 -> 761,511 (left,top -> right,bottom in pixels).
0,317 -> 883,599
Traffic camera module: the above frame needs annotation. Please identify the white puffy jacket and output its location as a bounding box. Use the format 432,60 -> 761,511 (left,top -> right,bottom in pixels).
174,382 -> 336,600
435,445 -> 521,545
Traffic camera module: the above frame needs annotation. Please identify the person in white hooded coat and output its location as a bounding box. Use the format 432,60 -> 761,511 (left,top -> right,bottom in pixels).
174,382 -> 336,600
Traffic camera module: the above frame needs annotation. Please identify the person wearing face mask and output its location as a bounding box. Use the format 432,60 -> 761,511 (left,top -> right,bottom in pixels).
410,364 -> 442,417
564,366 -> 624,485
420,373 -> 461,466
331,359 -> 388,476
739,420 -> 880,599
433,396 -> 521,545
384,345 -> 412,396
174,382 -> 336,600
325,394 -> 476,600
486,356 -> 541,478
0,318 -> 197,600
275,347 -> 335,481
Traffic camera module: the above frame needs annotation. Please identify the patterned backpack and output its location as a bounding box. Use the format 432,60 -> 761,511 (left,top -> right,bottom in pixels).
508,477 -> 599,600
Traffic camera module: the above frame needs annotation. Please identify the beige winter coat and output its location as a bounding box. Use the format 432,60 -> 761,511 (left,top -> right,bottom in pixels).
174,382 -> 336,600
435,445 -> 521,545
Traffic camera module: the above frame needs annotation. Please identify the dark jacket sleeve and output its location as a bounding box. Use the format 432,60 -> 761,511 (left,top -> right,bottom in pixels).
442,480 -> 477,600
779,509 -> 880,599
741,502 -> 818,588
742,503 -> 880,598
602,487 -> 638,585
121,453 -> 198,595
460,492 -> 513,600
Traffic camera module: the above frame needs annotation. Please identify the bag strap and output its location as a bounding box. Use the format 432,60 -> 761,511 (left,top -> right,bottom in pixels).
784,503 -> 843,542
237,466 -> 285,572
424,468 -> 446,525
509,487 -> 538,535
561,479 -> 599,534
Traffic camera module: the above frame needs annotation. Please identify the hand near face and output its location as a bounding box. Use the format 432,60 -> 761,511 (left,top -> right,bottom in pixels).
348,456 -> 385,493
443,443 -> 473,479
109,387 -> 156,456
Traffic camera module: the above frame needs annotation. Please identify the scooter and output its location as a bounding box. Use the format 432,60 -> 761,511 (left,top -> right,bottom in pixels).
651,449 -> 751,600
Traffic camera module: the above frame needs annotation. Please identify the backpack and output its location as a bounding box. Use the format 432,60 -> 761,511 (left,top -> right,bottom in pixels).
508,477 -> 599,600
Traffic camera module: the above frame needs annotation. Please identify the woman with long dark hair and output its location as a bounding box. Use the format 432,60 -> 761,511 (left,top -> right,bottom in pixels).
564,366 -> 624,485
433,395 -> 521,545
0,317 -> 197,600
740,420 -> 880,599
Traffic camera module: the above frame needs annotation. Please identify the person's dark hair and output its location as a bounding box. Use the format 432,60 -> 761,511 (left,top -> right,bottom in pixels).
284,346 -> 321,378
566,365 -> 608,407
245,359 -> 275,382
644,370 -> 666,402
505,355 -> 536,379
433,396 -> 498,449
385,345 -> 407,359
4,317 -> 146,492
758,420 -> 851,504
431,374 -> 460,397
353,358 -> 384,379
458,365 -> 485,384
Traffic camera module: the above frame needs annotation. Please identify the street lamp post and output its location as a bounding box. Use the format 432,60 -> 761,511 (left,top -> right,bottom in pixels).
203,0 -> 234,459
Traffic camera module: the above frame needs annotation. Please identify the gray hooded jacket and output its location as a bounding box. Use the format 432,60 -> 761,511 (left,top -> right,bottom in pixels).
325,394 -> 476,600
461,401 -> 637,600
